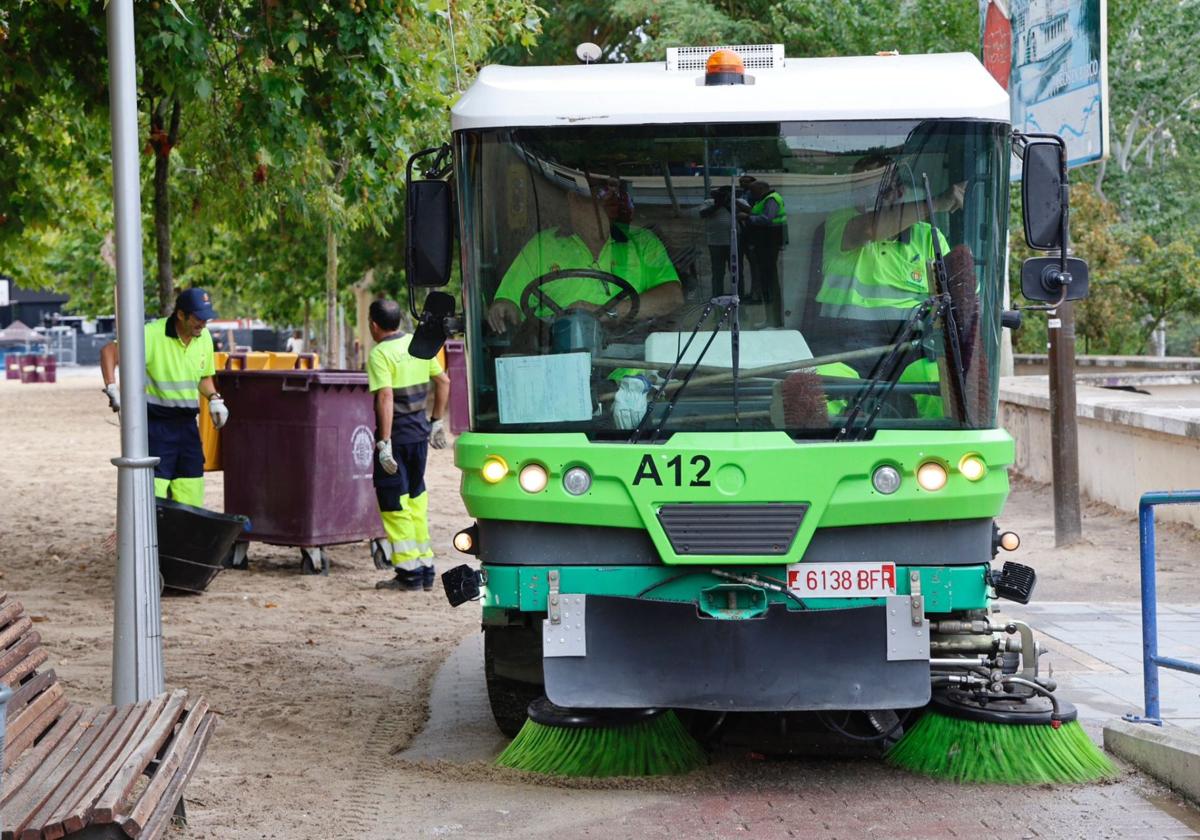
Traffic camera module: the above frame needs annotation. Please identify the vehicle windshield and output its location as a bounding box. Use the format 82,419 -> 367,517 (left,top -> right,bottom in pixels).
455,120 -> 1009,438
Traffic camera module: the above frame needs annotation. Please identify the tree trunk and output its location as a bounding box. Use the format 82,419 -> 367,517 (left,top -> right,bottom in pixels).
325,218 -> 339,368
303,299 -> 312,361
152,99 -> 181,317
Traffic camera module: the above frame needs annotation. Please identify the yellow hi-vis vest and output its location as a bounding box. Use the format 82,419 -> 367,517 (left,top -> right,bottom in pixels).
749,192 -> 787,225
144,317 -> 215,417
817,207 -> 949,322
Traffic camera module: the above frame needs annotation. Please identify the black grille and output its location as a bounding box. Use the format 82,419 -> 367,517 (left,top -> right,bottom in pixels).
657,503 -> 808,555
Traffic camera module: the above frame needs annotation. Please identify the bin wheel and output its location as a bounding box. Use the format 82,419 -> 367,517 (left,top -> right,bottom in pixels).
370,539 -> 391,571
224,541 -> 250,571
300,547 -> 329,576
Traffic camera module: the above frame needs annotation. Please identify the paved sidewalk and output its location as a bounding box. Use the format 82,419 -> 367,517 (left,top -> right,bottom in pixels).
1010,602 -> 1200,732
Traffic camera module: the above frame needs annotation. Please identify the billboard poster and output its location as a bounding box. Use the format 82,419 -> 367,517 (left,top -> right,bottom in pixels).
980,0 -> 1108,177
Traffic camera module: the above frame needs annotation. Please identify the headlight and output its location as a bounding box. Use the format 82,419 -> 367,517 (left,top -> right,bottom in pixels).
480,456 -> 508,484
453,526 -> 477,554
916,461 -> 948,492
562,466 -> 592,496
958,454 -> 987,481
519,463 -> 549,494
871,465 -> 902,495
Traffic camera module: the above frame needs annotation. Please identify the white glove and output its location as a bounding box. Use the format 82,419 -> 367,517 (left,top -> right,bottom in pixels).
208,396 -> 229,430
429,418 -> 448,449
376,439 -> 398,474
103,383 -> 121,413
612,375 -> 651,430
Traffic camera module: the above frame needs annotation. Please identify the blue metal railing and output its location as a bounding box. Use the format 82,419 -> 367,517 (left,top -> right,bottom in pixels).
1124,490 -> 1200,726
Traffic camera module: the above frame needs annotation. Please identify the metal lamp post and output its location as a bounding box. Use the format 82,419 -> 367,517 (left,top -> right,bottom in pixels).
106,0 -> 165,705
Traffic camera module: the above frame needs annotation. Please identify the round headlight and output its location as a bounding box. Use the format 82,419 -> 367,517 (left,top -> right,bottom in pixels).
481,456 -> 508,484
872,465 -> 902,495
519,463 -> 549,494
453,530 -> 475,553
916,461 -> 948,492
562,466 -> 592,496
959,454 -> 987,482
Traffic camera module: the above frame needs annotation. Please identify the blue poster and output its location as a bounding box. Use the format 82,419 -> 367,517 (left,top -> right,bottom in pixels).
980,0 -> 1108,176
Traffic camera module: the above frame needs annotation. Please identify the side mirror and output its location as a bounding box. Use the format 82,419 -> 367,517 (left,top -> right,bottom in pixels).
408,291 -> 457,360
1021,256 -> 1090,303
1021,140 -> 1065,251
405,179 -> 453,288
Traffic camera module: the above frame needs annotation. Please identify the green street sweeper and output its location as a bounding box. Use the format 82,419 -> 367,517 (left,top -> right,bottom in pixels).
407,44 -> 1111,781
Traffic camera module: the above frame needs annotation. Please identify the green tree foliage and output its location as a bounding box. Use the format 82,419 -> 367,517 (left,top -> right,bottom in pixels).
1,0 -> 541,332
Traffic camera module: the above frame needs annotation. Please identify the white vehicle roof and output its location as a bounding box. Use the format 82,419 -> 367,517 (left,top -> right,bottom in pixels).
451,52 -> 1009,130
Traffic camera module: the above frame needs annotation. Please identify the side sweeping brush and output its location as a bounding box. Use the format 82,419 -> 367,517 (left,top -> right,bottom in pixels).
887,693 -> 1117,785
495,697 -> 707,777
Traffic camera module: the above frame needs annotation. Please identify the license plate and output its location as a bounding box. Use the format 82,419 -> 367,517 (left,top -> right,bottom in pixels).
787,562 -> 897,598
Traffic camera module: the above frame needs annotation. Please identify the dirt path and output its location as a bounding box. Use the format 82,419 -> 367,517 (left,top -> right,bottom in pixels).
2,373 -> 1197,839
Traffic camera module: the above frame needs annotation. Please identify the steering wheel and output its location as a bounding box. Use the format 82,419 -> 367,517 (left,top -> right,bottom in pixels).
517,268 -> 640,326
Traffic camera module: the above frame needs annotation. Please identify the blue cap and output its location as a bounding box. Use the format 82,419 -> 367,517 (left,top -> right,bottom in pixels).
176,288 -> 217,320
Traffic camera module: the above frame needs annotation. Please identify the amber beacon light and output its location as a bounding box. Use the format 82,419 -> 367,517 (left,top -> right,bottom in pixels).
705,49 -> 746,85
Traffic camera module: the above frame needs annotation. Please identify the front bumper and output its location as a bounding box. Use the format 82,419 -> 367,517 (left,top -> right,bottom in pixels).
543,595 -> 932,711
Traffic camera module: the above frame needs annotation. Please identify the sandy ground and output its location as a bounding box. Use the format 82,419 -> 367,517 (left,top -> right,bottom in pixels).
3,372 -> 1199,839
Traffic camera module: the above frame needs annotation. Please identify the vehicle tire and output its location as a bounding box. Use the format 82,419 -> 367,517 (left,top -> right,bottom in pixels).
484,624 -> 544,738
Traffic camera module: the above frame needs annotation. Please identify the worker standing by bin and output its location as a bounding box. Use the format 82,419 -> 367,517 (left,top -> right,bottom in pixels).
99,288 -> 229,507
368,299 -> 450,591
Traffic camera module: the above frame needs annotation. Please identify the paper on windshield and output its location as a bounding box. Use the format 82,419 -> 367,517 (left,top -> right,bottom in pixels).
496,352 -> 593,424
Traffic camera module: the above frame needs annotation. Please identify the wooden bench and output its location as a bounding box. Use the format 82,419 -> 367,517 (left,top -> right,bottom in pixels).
0,594 -> 216,840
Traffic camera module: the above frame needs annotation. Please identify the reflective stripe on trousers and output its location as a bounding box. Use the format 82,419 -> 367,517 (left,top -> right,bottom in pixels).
380,491 -> 433,570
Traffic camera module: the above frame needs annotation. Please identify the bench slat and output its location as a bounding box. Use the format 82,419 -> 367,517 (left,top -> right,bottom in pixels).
0,706 -> 107,840
121,699 -> 210,838
2,704 -> 83,779
0,621 -> 39,680
6,671 -> 56,723
0,602 -> 24,638
89,690 -> 186,825
0,615 -> 33,654
3,684 -> 67,761
1,650 -> 48,695
135,712 -> 217,840
12,706 -> 128,840
31,703 -> 154,840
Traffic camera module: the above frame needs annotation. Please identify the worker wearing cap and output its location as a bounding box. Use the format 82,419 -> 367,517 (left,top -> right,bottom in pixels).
368,298 -> 451,592
485,178 -> 682,334
99,288 -> 228,507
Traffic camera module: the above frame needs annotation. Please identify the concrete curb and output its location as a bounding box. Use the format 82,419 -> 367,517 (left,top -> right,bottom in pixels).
1104,718 -> 1200,804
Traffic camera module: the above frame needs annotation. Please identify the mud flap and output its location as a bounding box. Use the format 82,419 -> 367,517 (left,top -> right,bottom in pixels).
543,595 -> 931,711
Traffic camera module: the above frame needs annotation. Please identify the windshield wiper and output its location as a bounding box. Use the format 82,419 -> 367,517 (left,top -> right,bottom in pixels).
630,176 -> 742,443
922,173 -> 971,425
629,296 -> 738,443
835,301 -> 933,442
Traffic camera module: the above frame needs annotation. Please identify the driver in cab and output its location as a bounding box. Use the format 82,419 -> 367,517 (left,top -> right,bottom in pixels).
485,176 -> 683,333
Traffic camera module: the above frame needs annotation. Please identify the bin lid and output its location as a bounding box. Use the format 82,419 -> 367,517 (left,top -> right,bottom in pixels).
215,369 -> 368,386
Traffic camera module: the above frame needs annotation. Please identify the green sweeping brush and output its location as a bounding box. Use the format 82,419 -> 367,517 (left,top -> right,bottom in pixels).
887,695 -> 1117,785
495,697 -> 707,777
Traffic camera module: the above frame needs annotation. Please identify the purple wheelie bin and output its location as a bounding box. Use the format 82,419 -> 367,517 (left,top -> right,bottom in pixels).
216,369 -> 385,575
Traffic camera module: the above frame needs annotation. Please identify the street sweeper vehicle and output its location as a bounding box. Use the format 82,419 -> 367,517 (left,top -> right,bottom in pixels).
407,45 -> 1111,782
